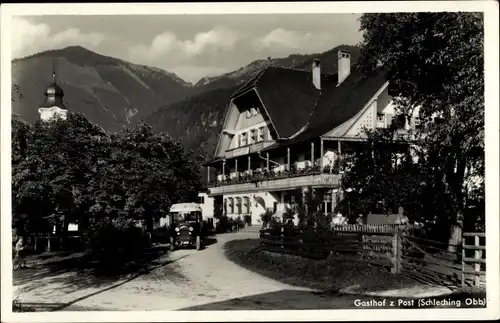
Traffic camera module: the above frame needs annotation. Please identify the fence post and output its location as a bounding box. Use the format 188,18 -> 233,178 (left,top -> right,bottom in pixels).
391,227 -> 401,274
461,236 -> 465,288
47,233 -> 51,253
281,226 -> 284,253
474,235 -> 481,287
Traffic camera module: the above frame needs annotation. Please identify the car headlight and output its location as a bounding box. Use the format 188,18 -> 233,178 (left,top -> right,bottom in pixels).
175,227 -> 180,232
189,227 -> 194,231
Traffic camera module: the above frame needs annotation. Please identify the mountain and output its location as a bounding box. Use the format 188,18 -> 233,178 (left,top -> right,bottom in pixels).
12,44 -> 361,175
11,46 -> 194,132
188,45 -> 360,96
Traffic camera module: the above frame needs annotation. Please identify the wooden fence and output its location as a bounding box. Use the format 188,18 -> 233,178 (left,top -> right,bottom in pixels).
461,232 -> 486,287
259,224 -> 486,288
259,224 -> 409,272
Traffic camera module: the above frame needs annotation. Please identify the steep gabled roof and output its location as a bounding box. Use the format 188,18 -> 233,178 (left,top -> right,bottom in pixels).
204,65 -> 388,165
261,68 -> 388,149
230,66 -> 337,138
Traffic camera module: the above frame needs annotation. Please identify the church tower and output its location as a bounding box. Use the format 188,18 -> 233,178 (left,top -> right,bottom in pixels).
38,61 -> 68,121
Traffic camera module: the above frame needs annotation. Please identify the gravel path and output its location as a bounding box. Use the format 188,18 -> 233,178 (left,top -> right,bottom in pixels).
13,231 -> 319,311
13,231 -> 455,311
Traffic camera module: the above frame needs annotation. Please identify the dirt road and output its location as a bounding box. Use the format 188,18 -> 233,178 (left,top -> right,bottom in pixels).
13,230 -> 454,311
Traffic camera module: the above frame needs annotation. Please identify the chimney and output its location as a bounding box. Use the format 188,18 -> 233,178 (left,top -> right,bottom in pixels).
312,58 -> 321,90
337,50 -> 351,86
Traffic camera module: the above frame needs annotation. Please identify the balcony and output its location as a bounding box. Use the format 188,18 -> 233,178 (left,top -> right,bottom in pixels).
208,165 -> 343,195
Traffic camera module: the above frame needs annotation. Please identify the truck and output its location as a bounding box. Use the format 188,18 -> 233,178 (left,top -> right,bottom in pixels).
168,203 -> 207,251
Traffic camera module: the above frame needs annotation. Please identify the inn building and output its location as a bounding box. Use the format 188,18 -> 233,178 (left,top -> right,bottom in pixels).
204,50 -> 418,226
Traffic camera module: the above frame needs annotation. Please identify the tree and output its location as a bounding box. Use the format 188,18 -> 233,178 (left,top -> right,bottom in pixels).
357,13 -> 484,248
87,122 -> 203,235
11,113 -> 107,237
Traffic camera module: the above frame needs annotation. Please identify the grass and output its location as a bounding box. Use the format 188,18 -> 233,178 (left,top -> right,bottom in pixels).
224,238 -> 421,293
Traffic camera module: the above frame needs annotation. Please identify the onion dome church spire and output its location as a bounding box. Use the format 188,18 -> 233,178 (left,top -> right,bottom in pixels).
38,59 -> 68,121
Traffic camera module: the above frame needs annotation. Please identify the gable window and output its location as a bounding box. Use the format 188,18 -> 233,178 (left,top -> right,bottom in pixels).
251,107 -> 258,116
250,129 -> 257,144
258,127 -> 265,142
245,109 -> 251,118
240,132 -> 248,146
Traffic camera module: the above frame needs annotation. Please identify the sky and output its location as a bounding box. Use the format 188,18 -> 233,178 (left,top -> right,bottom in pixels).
11,14 -> 363,84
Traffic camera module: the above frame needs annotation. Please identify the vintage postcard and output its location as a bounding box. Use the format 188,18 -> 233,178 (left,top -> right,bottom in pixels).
1,1 -> 499,322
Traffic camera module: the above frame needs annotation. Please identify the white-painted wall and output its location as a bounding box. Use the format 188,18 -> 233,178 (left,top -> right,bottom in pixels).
198,192 -> 214,220
228,121 -> 272,150
39,106 -> 68,121
223,191 -> 281,225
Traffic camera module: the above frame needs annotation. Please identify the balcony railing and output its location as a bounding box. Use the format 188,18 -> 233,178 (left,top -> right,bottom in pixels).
208,162 -> 346,195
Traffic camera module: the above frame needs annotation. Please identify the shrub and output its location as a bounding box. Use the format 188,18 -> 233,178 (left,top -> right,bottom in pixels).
87,217 -> 146,264
152,226 -> 170,244
260,209 -> 274,228
233,216 -> 245,230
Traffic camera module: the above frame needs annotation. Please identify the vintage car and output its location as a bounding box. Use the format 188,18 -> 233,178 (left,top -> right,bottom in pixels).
168,203 -> 207,251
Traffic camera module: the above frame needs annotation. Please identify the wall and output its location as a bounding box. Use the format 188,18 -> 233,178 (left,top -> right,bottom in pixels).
223,191 -> 281,225
235,105 -> 265,130
345,100 -> 377,137
198,192 -> 214,220
228,121 -> 271,150
39,107 -> 68,121
216,101 -> 239,157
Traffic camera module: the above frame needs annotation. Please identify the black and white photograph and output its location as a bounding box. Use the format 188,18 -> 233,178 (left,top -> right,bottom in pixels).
1,1 -> 499,322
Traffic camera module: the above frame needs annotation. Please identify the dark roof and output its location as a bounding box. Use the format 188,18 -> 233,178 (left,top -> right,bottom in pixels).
202,156 -> 223,166
231,66 -> 337,139
40,82 -> 67,109
262,68 -> 387,149
206,66 -> 388,164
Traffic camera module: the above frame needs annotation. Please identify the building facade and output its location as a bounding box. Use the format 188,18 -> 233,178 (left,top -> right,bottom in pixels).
205,50 -> 418,226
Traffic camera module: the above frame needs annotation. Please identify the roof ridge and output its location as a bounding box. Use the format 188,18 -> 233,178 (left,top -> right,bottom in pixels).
230,65 -> 269,98
303,89 -> 325,129
269,64 -> 338,76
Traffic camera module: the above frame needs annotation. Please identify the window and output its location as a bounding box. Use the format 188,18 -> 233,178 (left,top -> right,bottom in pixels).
392,114 -> 406,129
240,132 -> 248,146
414,117 -> 422,129
223,198 -> 228,214
243,196 -> 250,214
377,113 -> 385,128
251,107 -> 257,116
228,198 -> 234,214
258,127 -> 265,142
245,109 -> 251,118
250,129 -> 257,144
236,197 -> 242,214
198,196 -> 205,204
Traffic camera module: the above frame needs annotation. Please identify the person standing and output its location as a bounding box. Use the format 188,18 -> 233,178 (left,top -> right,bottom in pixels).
15,236 -> 27,269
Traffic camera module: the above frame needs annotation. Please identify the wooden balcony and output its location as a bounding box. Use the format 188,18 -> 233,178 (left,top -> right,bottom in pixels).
208,173 -> 340,195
